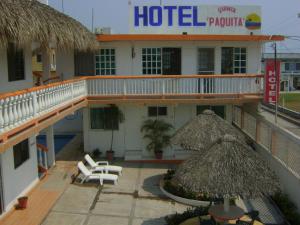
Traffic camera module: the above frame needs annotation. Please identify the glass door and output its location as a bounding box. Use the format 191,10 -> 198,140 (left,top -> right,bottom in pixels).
198,48 -> 215,93
162,48 -> 181,75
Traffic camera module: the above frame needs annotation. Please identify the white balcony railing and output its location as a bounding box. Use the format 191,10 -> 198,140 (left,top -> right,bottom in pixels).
0,79 -> 87,134
0,74 -> 263,137
87,74 -> 263,96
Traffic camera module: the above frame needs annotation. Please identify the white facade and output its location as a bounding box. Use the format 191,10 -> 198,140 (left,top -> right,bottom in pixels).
0,136 -> 39,212
98,40 -> 262,75
82,39 -> 262,158
83,104 -> 233,158
0,45 -> 34,94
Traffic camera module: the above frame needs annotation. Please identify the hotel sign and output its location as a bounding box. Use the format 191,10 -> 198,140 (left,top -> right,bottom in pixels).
264,59 -> 280,104
129,5 -> 261,35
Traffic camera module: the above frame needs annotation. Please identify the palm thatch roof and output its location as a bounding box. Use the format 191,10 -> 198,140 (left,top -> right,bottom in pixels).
0,0 -> 98,51
171,109 -> 247,152
173,135 -> 280,199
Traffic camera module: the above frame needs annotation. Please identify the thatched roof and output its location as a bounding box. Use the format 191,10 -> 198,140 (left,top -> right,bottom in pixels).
171,110 -> 248,152
0,0 -> 98,51
173,135 -> 280,199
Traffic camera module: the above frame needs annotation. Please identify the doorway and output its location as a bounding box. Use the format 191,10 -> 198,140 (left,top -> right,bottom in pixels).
162,48 -> 181,75
198,48 -> 215,93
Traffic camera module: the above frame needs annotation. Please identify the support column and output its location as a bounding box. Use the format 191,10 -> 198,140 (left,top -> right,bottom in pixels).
45,125 -> 55,167
83,107 -> 90,153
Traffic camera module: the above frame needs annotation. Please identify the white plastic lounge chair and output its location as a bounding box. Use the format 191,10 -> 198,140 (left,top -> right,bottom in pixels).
84,154 -> 123,175
77,162 -> 118,185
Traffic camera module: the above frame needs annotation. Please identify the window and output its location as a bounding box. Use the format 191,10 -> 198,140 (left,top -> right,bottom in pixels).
221,47 -> 247,74
196,105 -> 225,119
13,139 -> 30,169
285,63 -> 290,71
233,48 -> 247,73
36,54 -> 42,63
7,43 -> 25,82
198,48 -> 215,75
142,48 -> 162,74
148,106 -> 167,117
296,63 -> 300,71
90,107 -> 119,130
95,49 -> 116,75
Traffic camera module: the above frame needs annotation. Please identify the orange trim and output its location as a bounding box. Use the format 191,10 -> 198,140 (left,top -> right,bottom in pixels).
83,74 -> 264,80
97,34 -> 285,42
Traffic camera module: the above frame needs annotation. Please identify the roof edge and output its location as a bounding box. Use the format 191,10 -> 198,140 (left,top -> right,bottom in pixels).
96,34 -> 285,42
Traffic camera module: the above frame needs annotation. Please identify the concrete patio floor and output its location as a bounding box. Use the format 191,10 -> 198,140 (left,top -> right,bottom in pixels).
41,162 -> 189,225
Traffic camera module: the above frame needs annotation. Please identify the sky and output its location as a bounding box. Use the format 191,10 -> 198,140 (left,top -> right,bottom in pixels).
49,0 -> 300,53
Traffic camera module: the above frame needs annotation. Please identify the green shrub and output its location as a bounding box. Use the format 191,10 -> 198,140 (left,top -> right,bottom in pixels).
272,192 -> 300,225
165,206 -> 209,225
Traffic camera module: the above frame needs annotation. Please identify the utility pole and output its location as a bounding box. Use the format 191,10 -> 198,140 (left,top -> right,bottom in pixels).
62,0 -> 64,13
274,42 -> 278,123
91,8 -> 94,33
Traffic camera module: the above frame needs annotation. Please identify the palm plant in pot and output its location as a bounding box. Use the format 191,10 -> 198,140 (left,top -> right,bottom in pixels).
141,119 -> 173,159
106,105 -> 125,160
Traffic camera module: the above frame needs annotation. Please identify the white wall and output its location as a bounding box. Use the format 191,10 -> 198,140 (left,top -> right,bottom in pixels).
0,136 -> 39,212
256,143 -> 300,213
98,40 -> 262,75
56,49 -> 75,80
83,104 -> 231,158
0,45 -> 34,94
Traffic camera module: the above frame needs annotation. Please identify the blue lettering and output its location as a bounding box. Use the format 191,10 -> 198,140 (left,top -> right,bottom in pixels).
164,6 -> 177,26
149,6 -> 162,26
193,6 -> 206,26
134,6 -> 148,26
178,6 -> 192,26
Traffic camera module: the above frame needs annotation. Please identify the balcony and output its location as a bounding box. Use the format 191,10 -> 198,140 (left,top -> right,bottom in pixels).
0,74 -> 263,149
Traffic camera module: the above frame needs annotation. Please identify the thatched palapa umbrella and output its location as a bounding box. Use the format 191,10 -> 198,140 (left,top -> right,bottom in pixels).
171,110 -> 247,151
0,0 -> 98,51
173,135 -> 279,214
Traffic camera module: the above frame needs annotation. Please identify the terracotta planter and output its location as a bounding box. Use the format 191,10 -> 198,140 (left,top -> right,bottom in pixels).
17,196 -> 28,209
155,151 -> 163,159
106,151 -> 114,161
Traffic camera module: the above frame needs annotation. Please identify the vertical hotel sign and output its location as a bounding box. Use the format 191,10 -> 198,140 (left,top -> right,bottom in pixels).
129,5 -> 262,35
264,59 -> 280,104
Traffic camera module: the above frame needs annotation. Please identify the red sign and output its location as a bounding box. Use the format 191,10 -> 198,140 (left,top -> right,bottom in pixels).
264,59 -> 280,104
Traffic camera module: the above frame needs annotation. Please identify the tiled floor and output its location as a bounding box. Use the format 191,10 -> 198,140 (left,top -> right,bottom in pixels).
41,162 -> 188,225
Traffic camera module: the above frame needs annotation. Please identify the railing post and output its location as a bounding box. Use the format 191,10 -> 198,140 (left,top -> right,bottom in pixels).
162,79 -> 165,97
71,82 -> 74,99
123,79 -> 127,97
32,92 -> 37,117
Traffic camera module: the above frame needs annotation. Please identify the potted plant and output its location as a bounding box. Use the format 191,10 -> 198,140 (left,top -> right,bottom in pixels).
141,119 -> 173,159
105,105 -> 125,160
17,196 -> 28,209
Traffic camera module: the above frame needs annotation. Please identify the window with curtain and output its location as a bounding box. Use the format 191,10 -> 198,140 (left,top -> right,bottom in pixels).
90,107 -> 119,130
